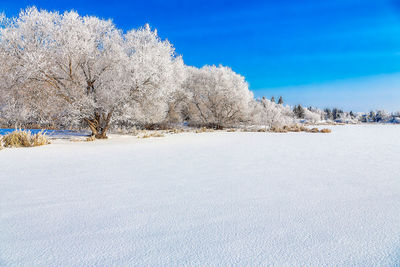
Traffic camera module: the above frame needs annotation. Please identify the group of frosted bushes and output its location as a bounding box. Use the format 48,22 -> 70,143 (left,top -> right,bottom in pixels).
292,105 -> 400,124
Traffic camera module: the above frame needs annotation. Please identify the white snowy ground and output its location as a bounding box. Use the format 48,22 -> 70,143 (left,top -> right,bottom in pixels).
1,125 -> 399,266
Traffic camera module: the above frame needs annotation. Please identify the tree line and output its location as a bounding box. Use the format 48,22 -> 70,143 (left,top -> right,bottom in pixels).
0,8 -> 398,138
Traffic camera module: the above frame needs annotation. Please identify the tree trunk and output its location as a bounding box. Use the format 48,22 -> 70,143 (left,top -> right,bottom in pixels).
84,110 -> 113,139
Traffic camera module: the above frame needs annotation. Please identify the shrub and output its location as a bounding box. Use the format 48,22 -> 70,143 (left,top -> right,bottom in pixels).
320,128 -> 332,133
269,126 -> 288,133
151,133 -> 165,138
86,135 -> 96,142
139,132 -> 165,138
299,125 -> 308,132
3,130 -> 32,147
287,125 -> 301,132
2,130 -> 50,148
195,127 -> 214,133
31,132 -> 50,146
168,128 -> 184,134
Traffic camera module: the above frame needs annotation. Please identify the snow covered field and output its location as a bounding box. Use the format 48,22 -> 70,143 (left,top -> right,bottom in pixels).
1,125 -> 399,266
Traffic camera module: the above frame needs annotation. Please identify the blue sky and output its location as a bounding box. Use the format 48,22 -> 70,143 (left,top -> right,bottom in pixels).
1,0 -> 400,111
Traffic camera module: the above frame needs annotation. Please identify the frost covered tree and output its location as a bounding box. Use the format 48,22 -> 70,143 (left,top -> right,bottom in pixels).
375,110 -> 389,122
184,65 -> 253,127
0,8 -> 183,137
252,97 -> 293,127
121,25 -> 186,127
303,107 -> 323,123
0,8 -> 126,137
278,96 -> 283,105
164,59 -> 190,123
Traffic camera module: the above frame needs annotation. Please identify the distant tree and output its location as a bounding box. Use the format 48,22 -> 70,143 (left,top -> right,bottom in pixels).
252,97 -> 294,127
293,105 -> 305,119
369,111 -> 376,122
332,108 -> 343,120
271,96 -> 275,103
278,96 -> 283,105
332,108 -> 337,120
324,108 -> 333,120
375,110 -> 389,122
338,109 -> 344,119
361,114 -> 368,123
303,107 -> 322,123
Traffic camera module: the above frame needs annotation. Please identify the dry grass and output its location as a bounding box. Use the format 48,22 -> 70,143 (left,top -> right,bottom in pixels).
151,133 -> 165,138
3,130 -> 33,147
31,132 -> 50,146
269,125 -> 332,134
269,126 -> 288,133
320,128 -> 332,133
284,125 -> 300,132
241,127 -> 271,132
195,127 -> 214,133
139,132 -> 165,138
86,135 -> 96,142
2,130 -> 50,148
226,129 -> 236,132
167,128 -> 185,134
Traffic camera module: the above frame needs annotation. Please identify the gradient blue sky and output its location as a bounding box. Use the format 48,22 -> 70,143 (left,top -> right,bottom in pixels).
1,0 -> 400,111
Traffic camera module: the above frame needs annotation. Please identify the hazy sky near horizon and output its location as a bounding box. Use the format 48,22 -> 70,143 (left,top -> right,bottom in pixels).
1,0 -> 400,111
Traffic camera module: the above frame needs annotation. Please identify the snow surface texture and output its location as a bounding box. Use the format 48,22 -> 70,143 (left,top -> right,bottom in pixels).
1,125 -> 400,266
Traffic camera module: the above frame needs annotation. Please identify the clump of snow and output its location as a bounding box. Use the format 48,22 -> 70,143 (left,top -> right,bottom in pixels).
0,125 -> 399,266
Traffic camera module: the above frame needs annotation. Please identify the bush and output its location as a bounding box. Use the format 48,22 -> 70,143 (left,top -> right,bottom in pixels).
2,130 -> 50,148
320,128 -> 332,133
139,132 -> 165,138
287,125 -> 301,132
3,130 -> 32,147
32,132 -> 50,146
168,128 -> 185,134
269,126 -> 288,133
86,135 -> 96,142
195,127 -> 215,133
